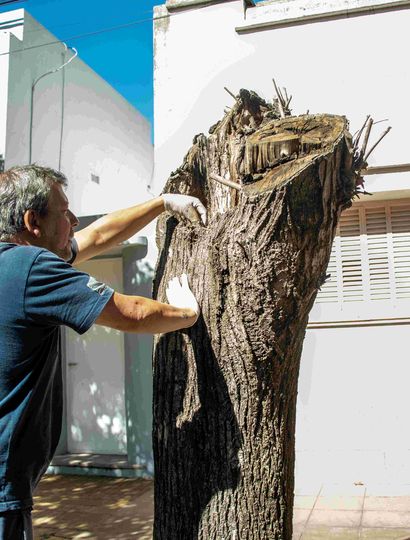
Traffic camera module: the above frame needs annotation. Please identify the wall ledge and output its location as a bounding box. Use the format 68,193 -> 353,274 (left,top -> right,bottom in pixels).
166,0 -> 254,12
236,0 -> 410,33
308,317 -> 410,329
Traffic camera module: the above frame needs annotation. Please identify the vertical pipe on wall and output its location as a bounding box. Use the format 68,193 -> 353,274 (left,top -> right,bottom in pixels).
58,48 -> 66,172
29,44 -> 77,165
28,80 -> 34,164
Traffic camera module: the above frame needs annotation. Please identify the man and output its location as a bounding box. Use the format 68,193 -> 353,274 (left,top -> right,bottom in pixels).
0,165 -> 206,539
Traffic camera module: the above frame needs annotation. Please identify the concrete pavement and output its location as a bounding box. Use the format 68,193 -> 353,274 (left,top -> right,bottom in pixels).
33,475 -> 410,539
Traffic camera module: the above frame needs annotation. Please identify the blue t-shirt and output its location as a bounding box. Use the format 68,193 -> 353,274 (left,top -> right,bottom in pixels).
0,243 -> 114,511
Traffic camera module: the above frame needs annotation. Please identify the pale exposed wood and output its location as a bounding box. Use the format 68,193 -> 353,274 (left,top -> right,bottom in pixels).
359,117 -> 374,160
272,78 -> 285,118
245,133 -> 300,173
209,172 -> 242,191
224,86 -> 237,101
351,115 -> 393,179
364,126 -> 392,162
353,115 -> 370,147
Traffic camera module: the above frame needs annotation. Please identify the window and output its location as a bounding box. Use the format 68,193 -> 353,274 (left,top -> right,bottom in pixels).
317,200 -> 410,305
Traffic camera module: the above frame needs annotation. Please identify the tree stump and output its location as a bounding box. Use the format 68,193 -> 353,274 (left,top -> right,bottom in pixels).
153,90 -> 357,540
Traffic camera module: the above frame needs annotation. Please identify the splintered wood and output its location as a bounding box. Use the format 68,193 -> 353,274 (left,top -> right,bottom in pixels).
244,116 -> 344,177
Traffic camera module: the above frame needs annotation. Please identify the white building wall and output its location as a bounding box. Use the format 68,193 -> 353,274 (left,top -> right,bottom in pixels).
5,10 -> 153,218
154,0 -> 410,194
0,10 -> 23,158
0,33 -> 10,158
154,0 -> 410,490
296,324 -> 410,488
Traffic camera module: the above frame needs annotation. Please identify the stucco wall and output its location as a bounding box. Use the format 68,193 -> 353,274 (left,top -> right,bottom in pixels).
297,325 -> 410,488
0,9 -> 24,157
0,33 -> 10,158
154,0 -> 410,194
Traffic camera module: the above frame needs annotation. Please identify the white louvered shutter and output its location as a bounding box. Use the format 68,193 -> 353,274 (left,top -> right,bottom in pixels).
365,205 -> 391,301
316,200 -> 410,307
340,207 -> 364,302
391,203 -> 410,299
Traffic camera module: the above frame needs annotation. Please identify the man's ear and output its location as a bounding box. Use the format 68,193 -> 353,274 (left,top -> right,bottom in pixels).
23,209 -> 42,238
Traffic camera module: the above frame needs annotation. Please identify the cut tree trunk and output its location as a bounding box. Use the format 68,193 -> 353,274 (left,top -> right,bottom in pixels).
153,90 -> 357,540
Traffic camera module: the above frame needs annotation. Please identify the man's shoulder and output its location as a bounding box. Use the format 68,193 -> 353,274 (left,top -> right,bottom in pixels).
0,244 -> 69,283
0,243 -> 64,264
0,242 -> 44,270
0,245 -> 49,314
0,242 -> 45,258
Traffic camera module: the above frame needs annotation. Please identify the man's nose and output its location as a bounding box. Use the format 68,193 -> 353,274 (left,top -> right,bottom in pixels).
69,210 -> 79,227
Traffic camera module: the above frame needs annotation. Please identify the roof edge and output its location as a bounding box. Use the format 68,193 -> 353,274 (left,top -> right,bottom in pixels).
165,0 -> 254,12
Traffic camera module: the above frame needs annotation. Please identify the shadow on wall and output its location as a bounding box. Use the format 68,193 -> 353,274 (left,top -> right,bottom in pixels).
123,246 -> 155,472
67,320 -> 128,455
65,246 -> 156,472
68,357 -> 128,453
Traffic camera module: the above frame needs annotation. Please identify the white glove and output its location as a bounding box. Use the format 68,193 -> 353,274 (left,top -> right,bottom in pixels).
162,194 -> 207,226
166,274 -> 199,316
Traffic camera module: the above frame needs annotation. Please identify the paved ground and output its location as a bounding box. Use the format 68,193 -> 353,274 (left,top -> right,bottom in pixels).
33,475 -> 410,539
33,475 -> 153,540
293,483 -> 410,540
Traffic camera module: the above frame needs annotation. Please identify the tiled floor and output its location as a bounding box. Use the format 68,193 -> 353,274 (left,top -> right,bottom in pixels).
33,475 -> 410,539
294,484 -> 410,539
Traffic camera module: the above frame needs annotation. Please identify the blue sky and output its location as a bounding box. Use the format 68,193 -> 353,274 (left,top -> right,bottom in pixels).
0,0 -> 263,128
0,0 -> 158,124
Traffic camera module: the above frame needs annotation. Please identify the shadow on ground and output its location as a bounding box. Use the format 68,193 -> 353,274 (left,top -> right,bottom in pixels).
33,475 -> 153,540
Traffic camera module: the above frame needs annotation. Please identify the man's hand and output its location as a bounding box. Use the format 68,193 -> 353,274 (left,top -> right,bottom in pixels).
162,194 -> 207,226
166,274 -> 199,318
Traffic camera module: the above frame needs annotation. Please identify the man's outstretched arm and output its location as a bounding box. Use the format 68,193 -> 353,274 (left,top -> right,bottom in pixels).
96,274 -> 200,334
73,195 -> 207,264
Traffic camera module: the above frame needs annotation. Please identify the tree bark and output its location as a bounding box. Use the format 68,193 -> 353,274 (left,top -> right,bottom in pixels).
153,90 -> 357,539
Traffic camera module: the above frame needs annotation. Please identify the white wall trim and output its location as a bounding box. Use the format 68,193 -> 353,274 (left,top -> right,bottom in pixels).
0,9 -> 24,40
166,0 -> 243,12
308,317 -> 410,328
363,163 -> 410,175
236,0 -> 410,33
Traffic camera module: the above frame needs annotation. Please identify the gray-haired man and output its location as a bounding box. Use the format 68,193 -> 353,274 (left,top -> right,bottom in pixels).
0,165 -> 205,539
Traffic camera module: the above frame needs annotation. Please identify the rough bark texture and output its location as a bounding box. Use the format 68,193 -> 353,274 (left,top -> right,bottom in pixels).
153,90 -> 357,540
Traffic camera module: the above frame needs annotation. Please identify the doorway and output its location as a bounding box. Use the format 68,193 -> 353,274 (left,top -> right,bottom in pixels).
65,257 -> 127,454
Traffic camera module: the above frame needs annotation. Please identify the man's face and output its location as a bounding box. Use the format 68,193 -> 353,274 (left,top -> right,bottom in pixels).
37,182 -> 79,260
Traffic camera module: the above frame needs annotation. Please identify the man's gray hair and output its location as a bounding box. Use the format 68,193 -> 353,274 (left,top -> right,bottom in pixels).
0,165 -> 67,241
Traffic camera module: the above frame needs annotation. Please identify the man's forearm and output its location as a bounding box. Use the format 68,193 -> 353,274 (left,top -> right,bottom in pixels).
96,293 -> 199,334
74,197 -> 165,263
130,299 -> 198,334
